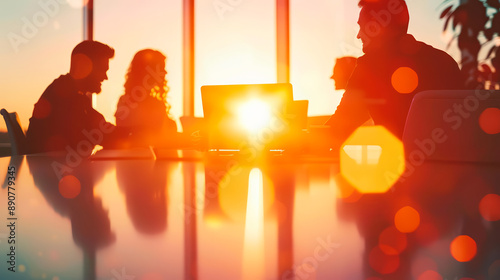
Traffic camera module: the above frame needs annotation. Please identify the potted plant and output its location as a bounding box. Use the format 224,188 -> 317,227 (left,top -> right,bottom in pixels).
441,0 -> 500,88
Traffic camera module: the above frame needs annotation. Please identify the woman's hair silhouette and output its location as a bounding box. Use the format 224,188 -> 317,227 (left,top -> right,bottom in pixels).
115,49 -> 177,147
124,49 -> 171,114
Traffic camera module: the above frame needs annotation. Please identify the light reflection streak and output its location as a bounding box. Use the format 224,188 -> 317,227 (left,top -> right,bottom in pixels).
242,168 -> 265,280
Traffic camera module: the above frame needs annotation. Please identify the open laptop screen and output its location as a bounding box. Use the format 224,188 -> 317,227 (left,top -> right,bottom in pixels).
201,83 -> 294,150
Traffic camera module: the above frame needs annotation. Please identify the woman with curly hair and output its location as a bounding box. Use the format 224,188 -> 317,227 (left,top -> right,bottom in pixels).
114,49 -> 177,147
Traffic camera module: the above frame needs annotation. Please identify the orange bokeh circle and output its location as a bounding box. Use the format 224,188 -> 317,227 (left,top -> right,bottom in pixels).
58,175 -> 81,199
391,67 -> 419,94
369,246 -> 400,274
479,108 -> 500,135
450,235 -> 477,262
394,206 -> 420,233
479,194 -> 500,221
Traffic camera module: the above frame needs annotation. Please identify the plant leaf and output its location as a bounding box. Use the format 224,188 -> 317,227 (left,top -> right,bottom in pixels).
486,0 -> 500,9
484,28 -> 494,40
479,64 -> 492,75
491,13 -> 500,33
440,5 -> 454,19
450,8 -> 466,31
452,14 -> 460,30
446,35 -> 457,49
444,14 -> 452,31
486,45 -> 497,59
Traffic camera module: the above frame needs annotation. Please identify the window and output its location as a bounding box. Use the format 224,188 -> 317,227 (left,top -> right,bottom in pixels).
94,0 -> 183,126
194,0 -> 277,116
0,0 -> 82,131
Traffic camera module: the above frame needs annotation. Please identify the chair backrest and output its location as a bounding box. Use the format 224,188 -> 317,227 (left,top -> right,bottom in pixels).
403,90 -> 500,163
1,109 -> 28,155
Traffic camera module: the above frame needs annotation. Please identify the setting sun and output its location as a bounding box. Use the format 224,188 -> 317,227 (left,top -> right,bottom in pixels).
237,99 -> 272,133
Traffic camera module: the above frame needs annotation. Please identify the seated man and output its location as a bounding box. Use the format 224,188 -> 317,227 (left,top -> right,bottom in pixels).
331,56 -> 358,91
324,0 -> 463,147
26,40 -> 127,154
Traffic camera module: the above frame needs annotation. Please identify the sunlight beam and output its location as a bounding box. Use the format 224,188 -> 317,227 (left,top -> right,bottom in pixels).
242,168 -> 265,280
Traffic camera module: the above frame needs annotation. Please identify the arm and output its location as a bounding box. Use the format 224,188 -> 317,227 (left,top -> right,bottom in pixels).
323,66 -> 371,146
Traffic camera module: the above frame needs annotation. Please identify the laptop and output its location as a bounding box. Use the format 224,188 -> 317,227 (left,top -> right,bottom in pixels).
201,83 -> 294,151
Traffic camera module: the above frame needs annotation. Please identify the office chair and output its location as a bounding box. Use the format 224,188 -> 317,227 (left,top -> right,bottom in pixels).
403,90 -> 500,162
1,109 -> 28,155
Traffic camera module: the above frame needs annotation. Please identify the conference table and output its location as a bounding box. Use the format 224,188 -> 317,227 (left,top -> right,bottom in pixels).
0,148 -> 499,280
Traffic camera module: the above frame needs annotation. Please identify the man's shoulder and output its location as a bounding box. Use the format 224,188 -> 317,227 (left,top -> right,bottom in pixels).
418,41 -> 448,56
410,36 -> 457,64
41,74 -> 75,99
408,35 -> 463,87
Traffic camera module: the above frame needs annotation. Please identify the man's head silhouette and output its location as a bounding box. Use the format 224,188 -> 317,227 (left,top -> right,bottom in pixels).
357,0 -> 410,54
69,40 -> 115,94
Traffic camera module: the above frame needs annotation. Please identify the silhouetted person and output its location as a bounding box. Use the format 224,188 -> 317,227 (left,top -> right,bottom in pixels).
27,156 -> 115,280
116,160 -> 169,235
324,0 -> 463,145
331,56 -> 357,90
114,49 -> 178,148
26,40 -> 127,154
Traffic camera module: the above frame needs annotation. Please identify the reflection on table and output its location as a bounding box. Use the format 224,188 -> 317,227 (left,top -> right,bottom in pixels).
0,149 -> 499,280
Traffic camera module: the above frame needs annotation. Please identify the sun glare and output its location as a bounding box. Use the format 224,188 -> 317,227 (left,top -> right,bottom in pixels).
238,99 -> 272,133
343,145 -> 383,165
340,126 -> 405,194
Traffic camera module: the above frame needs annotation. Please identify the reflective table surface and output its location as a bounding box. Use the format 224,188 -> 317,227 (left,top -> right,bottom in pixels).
1,150 -> 499,280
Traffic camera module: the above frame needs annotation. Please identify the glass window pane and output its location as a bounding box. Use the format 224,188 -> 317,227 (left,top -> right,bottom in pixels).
291,0 -> 362,117
290,0 -> 460,117
0,0 -> 82,132
94,0 -> 184,128
195,0 -> 277,116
